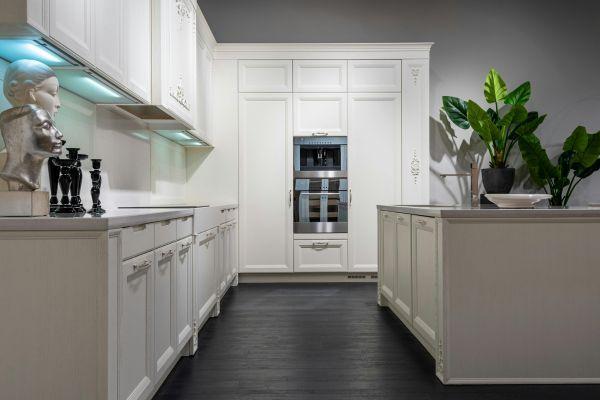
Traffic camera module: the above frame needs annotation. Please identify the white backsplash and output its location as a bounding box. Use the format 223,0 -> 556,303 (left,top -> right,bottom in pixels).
0,59 -> 187,209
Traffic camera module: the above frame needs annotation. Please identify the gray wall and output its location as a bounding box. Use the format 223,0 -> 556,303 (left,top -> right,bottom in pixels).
198,0 -> 600,205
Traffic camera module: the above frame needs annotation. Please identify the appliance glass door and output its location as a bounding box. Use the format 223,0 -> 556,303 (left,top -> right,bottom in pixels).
294,177 -> 348,233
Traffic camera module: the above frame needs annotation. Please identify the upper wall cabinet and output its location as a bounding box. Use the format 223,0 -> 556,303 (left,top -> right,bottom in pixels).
153,0 -> 197,127
27,0 -> 49,35
49,0 -> 94,63
123,0 -> 152,102
293,60 -> 347,92
195,35 -> 213,142
94,0 -> 125,84
348,60 -> 402,92
239,60 -> 292,92
293,93 -> 347,136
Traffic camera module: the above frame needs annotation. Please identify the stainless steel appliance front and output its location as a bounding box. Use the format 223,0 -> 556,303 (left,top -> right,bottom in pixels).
293,137 -> 348,233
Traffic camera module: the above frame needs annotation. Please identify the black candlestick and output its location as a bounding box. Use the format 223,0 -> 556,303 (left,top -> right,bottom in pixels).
88,159 -> 105,215
48,140 -> 66,212
66,148 -> 88,213
55,158 -> 76,214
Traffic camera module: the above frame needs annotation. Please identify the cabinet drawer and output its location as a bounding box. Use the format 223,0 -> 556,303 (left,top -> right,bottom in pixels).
121,250 -> 154,278
348,60 -> 402,92
239,60 -> 292,92
176,216 -> 193,239
122,223 -> 155,260
293,60 -> 347,92
155,218 -> 177,247
294,239 -> 348,272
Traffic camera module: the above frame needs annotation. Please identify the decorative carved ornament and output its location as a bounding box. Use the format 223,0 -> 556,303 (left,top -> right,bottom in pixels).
169,74 -> 190,111
410,67 -> 420,85
409,149 -> 420,183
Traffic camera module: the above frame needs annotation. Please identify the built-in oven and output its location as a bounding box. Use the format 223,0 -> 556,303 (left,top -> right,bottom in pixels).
293,136 -> 348,233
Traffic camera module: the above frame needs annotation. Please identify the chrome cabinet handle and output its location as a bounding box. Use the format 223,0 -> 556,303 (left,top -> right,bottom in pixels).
312,131 -> 328,136
289,189 -> 292,207
349,188 -> 352,204
396,215 -> 404,222
133,260 -> 151,272
181,241 -> 192,249
416,219 -> 427,226
312,241 -> 329,247
161,249 -> 174,258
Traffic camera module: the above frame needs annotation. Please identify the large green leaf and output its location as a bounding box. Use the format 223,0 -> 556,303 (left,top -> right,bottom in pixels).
442,96 -> 470,129
499,104 -> 528,128
576,129 -> 600,167
467,100 -> 499,143
518,133 -> 556,187
563,125 -> 588,154
504,82 -> 531,105
512,113 -> 546,138
573,159 -> 600,179
486,108 -> 499,124
484,68 -> 507,104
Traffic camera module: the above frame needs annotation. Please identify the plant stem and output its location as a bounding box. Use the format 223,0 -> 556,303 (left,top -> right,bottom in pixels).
563,177 -> 583,206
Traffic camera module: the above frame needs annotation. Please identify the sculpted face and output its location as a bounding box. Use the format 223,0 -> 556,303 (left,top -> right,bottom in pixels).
31,107 -> 63,157
31,76 -> 61,119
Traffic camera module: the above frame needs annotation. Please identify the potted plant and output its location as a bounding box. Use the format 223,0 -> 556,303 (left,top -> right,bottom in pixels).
442,69 -> 546,193
518,126 -> 600,207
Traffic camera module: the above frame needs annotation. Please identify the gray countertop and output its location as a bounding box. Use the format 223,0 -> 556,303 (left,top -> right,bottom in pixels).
377,204 -> 600,218
0,208 -> 195,231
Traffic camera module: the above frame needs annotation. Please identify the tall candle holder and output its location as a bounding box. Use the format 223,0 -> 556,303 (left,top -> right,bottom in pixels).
88,159 -> 105,215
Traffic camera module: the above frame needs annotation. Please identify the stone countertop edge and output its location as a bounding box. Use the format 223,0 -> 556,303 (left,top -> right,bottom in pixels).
0,208 -> 195,231
377,205 -> 600,219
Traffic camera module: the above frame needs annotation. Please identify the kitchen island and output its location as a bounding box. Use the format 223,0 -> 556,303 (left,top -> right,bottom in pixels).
377,205 -> 600,384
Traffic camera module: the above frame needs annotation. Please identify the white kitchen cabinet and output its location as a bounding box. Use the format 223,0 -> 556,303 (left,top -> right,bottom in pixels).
348,93 -> 401,272
293,93 -> 347,136
411,215 -> 437,348
195,36 -> 213,141
380,212 -> 396,301
27,0 -> 49,35
153,0 -> 197,126
348,60 -> 402,92
193,228 -> 217,326
238,60 -> 292,92
49,0 -> 94,63
221,222 -> 232,285
239,93 -> 293,273
124,0 -> 152,102
217,224 -> 227,293
293,60 -> 347,92
175,237 -> 193,350
228,220 -> 238,279
393,213 -> 412,322
293,240 -> 348,272
153,243 -> 176,380
94,0 -> 125,83
119,251 -> 154,400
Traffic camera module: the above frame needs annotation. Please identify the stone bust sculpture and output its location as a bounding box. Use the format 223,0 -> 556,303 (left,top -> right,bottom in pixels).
0,59 -> 64,191
0,105 -> 63,190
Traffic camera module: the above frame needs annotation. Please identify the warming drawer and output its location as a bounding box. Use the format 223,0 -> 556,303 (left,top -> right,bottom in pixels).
293,239 -> 348,272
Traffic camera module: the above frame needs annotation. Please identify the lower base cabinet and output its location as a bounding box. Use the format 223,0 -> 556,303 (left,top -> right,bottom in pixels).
119,251 -> 155,400
176,237 -> 193,349
154,243 -> 177,379
193,228 -> 218,326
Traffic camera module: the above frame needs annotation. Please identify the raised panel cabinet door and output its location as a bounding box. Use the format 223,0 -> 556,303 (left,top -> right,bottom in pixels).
27,0 -> 49,34
293,60 -> 347,92
239,93 -> 293,273
176,237 -> 193,350
222,223 -> 232,284
196,37 -> 213,140
394,213 -> 412,322
217,226 -> 227,292
411,216 -> 437,348
293,93 -> 347,136
153,243 -> 177,379
293,240 -> 348,272
194,229 -> 217,324
348,93 -> 401,272
229,221 -> 238,277
94,0 -> 125,83
380,212 -> 396,301
124,0 -> 151,102
348,60 -> 402,92
119,251 -> 154,400
49,0 -> 94,62
238,60 -> 292,92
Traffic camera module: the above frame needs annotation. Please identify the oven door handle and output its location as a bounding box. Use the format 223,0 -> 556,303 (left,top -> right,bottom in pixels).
301,192 -> 341,197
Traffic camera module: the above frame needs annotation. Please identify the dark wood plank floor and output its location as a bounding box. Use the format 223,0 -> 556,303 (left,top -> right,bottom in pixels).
154,283 -> 600,400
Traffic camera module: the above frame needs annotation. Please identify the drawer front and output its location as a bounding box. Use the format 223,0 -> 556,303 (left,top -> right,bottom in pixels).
348,60 -> 402,92
194,207 -> 221,233
176,216 -> 193,239
220,206 -> 238,223
155,218 -> 177,247
294,239 -> 348,272
122,223 -> 155,260
293,60 -> 347,92
239,60 -> 292,92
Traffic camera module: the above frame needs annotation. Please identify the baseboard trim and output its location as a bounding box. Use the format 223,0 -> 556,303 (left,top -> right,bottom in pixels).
442,377 -> 600,385
239,272 -> 378,283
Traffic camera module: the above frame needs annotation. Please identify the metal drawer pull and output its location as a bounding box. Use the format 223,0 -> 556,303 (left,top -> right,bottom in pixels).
161,249 -> 174,258
312,131 -> 328,136
312,241 -> 329,247
396,216 -> 404,221
133,260 -> 151,272
132,224 -> 146,232
416,219 -> 427,226
181,241 -> 192,249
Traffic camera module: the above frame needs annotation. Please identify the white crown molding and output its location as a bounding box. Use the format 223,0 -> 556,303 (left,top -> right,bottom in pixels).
194,4 -> 218,53
212,42 -> 434,60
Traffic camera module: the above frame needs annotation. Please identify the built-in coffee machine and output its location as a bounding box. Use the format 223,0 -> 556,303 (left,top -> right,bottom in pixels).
293,136 -> 348,233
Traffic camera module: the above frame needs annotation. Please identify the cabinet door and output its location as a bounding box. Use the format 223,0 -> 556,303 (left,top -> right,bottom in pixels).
411,216 -> 437,348
239,60 -> 292,92
124,0 -> 151,102
348,93 -> 401,272
196,37 -> 213,141
176,237 -> 193,349
239,93 -> 293,273
229,221 -> 238,277
217,226 -> 227,292
348,60 -> 402,92
393,213 -> 412,322
153,243 -> 176,379
194,229 -> 217,323
49,0 -> 93,62
294,240 -> 348,272
222,223 -> 232,284
27,0 -> 49,35
293,60 -> 347,92
119,251 -> 154,400
94,0 -> 125,83
293,93 -> 347,136
380,212 -> 396,301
